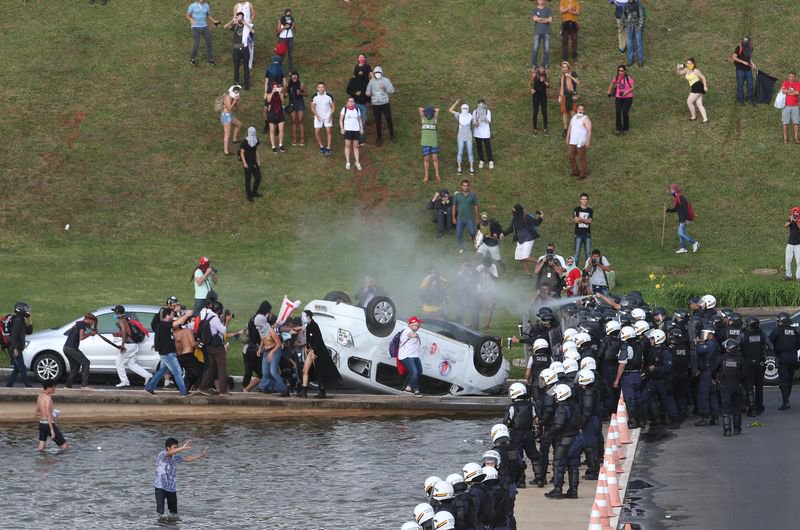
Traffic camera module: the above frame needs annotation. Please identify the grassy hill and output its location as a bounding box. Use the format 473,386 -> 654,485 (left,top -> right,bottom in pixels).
2,0 -> 800,372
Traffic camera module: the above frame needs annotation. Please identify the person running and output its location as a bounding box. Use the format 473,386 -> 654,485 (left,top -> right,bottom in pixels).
287,71 -> 308,146
558,61 -> 580,138
145,308 -> 193,397
418,106 -> 441,183
265,83 -> 286,153
153,438 -> 207,522
665,183 -> 700,254
239,127 -> 262,201
608,64 -> 634,134
529,65 -> 549,136
449,99 -> 475,176
220,85 -> 242,155
339,96 -> 364,170
676,58 -> 709,123
36,381 -> 68,451
63,313 -> 97,390
113,305 -> 152,388
473,99 -> 494,170
311,81 -> 335,156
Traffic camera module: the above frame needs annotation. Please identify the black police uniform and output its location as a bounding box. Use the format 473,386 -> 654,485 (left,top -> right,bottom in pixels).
598,332 -> 622,416
535,385 -> 556,488
713,345 -> 745,436
644,344 -> 680,427
546,395 -> 582,499
503,398 -> 541,487
738,328 -> 772,415
769,323 -> 800,409
669,334 -> 693,419
452,486 -> 478,530
579,381 -> 602,479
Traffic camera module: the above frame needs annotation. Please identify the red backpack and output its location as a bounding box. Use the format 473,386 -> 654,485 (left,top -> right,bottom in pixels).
0,314 -> 12,349
686,198 -> 695,221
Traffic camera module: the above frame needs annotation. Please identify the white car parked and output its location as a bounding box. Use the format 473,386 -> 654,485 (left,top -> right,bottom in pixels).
22,305 -> 160,382
306,292 -> 509,396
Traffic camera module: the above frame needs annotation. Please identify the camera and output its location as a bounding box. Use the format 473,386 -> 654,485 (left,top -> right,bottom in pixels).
678,63 -> 685,69
592,257 -> 599,265
793,213 -> 799,222
224,309 -> 235,319
211,266 -> 219,274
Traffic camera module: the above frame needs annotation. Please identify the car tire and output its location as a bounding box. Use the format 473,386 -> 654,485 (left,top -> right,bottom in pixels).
324,291 -> 352,305
365,296 -> 396,338
474,338 -> 503,377
33,351 -> 65,383
764,354 -> 779,386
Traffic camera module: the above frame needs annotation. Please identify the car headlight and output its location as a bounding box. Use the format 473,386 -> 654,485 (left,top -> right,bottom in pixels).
337,329 -> 354,348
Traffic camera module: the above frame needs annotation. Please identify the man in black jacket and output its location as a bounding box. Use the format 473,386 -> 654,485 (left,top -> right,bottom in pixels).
664,183 -> 700,254
346,65 -> 370,145
5,302 -> 33,387
427,190 -> 453,238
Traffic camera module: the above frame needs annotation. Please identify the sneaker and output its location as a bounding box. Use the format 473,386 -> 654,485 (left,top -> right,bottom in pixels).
489,161 -> 494,169
533,129 -> 539,137
458,248 -> 464,254
457,167 -> 463,174
115,382 -> 130,388
208,59 -> 216,66
403,386 -> 413,394
479,161 -> 485,169
675,248 -> 688,254
319,146 -> 325,155
692,241 -> 700,253
345,162 -> 351,170
469,168 -> 475,175
355,162 -> 362,171
272,146 -> 278,153
144,388 -> 156,396
414,391 -> 423,398
324,148 -> 333,156
163,379 -> 174,388
279,145 -> 286,153
544,129 -> 549,136
190,59 -> 197,67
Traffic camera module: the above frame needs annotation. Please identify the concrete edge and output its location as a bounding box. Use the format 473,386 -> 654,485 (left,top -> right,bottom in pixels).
608,427 -> 642,529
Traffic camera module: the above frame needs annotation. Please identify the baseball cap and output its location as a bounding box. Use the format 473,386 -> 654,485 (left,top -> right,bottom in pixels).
408,316 -> 424,325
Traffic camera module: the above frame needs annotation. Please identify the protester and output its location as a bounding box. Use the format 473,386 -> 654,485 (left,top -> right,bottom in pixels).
287,71 -> 308,146
233,1 -> 255,71
624,0 -> 644,67
731,35 -> 756,105
264,55 -> 286,93
311,81 -> 335,156
780,71 -> 800,145
224,11 -> 252,90
191,257 -> 218,314
452,179 -> 479,254
558,61 -> 580,138
476,212 -> 504,268
665,183 -> 700,254
5,302 -> 32,388
504,205 -> 543,276
608,64 -> 634,134
145,308 -> 193,397
529,65 -> 549,136
676,59 -> 709,123
573,193 -> 593,266
398,316 -> 424,397
173,310 -> 203,392
784,207 -> 800,281
347,64 -> 371,145
449,99 -> 475,176
366,66 -> 396,146
153,438 -> 207,522
427,189 -> 452,237
220,85 -> 242,155
63,313 -> 97,390
419,106 -> 441,183
256,313 -> 288,396
339,96 -> 365,170
559,0 -> 580,62
301,310 -> 341,398
563,256 -> 582,296
531,0 -> 552,70
473,99 -> 494,170
36,381 -> 68,451
186,0 -> 220,67
276,8 -> 296,72
232,0 -> 255,22
565,103 -> 591,179
265,84 -> 287,153
113,305 -> 152,389
583,249 -> 612,296
612,0 -> 628,54
242,301 -> 271,391
239,127 -> 262,201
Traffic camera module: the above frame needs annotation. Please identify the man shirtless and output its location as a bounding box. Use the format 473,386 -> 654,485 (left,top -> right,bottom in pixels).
36,381 -> 68,451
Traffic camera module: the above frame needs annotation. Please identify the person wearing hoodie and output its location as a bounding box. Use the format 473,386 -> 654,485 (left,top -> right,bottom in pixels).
664,183 -> 699,254
418,106 -> 441,183
449,99 -> 475,176
365,65 -> 395,146
347,64 -> 371,145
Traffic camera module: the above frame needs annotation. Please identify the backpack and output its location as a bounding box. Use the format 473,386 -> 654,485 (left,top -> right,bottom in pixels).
685,197 -> 695,221
388,330 -> 403,358
247,316 -> 261,345
123,316 -> 148,343
197,314 -> 222,348
0,314 -> 12,348
214,93 -> 226,113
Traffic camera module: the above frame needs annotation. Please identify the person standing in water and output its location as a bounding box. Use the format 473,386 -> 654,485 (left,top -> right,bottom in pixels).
36,381 -> 68,451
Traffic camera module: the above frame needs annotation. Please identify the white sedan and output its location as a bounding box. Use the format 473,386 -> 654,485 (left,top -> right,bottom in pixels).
306,293 -> 509,396
22,305 -> 160,382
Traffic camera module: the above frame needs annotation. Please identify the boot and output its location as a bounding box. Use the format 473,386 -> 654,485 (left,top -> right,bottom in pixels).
733,413 -> 742,435
531,461 -> 546,487
709,415 -> 719,426
583,451 -> 598,480
667,416 -> 681,429
564,467 -> 580,499
722,415 -> 732,437
755,386 -> 764,414
746,391 -> 756,417
315,387 -> 327,399
516,470 -> 527,489
301,386 -> 308,398
545,462 -> 565,499
694,416 -> 709,427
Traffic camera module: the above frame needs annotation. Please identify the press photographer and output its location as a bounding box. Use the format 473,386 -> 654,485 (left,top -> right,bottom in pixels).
534,243 -> 566,297
583,249 -> 612,296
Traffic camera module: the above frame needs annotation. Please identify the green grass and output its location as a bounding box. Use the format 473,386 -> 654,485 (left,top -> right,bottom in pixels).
2,1 -> 800,376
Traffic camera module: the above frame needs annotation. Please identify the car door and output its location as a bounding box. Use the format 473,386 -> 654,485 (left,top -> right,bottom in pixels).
79,312 -> 124,371
417,324 -> 471,383
129,311 -> 159,370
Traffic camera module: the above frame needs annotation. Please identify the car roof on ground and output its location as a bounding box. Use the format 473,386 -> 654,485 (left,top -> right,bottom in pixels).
94,304 -> 162,314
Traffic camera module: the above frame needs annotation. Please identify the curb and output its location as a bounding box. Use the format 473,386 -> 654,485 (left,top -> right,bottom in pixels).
608,427 -> 641,529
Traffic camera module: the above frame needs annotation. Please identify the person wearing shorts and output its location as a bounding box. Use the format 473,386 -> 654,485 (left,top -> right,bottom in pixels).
419,106 -> 441,183
311,82 -> 334,156
36,381 -> 68,451
504,204 -> 543,276
339,97 -> 364,170
781,71 -> 800,145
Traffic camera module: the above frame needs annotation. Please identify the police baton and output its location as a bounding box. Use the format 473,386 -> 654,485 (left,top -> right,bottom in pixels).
95,331 -> 124,352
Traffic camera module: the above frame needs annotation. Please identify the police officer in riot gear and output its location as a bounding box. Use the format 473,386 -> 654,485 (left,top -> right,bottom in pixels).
653,307 -> 670,330
644,329 -> 681,429
599,320 -> 623,416
769,312 -> 800,410
463,463 -> 492,529
482,466 -> 513,530
534,368 -> 558,487
725,313 -> 744,341
713,339 -> 745,436
528,307 -> 564,359
514,337 -> 551,402
445,473 -> 477,530
502,384 -> 541,488
413,503 -> 435,530
668,328 -> 692,421
545,384 -> 582,499
614,326 -> 648,429
694,328 -> 721,426
738,316 -> 772,416
578,369 -> 601,479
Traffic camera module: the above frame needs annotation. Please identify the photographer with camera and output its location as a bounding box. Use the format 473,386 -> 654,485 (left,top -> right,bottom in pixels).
784,207 -> 800,280
583,249 -> 612,296
426,189 -> 453,238
191,257 -> 218,314
535,243 -> 566,297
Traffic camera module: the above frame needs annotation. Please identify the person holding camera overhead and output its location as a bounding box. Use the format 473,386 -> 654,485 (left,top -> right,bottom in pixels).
192,257 -> 218,314
583,249 -> 612,296
676,59 -> 709,123
784,207 -> 800,281
608,64 -> 634,134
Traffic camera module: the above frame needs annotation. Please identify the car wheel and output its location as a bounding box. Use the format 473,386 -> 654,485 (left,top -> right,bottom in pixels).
33,351 -> 64,383
365,296 -> 396,338
764,354 -> 779,386
324,291 -> 352,305
474,338 -> 503,377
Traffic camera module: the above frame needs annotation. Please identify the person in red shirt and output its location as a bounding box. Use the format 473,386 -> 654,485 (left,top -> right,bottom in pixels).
781,71 -> 800,145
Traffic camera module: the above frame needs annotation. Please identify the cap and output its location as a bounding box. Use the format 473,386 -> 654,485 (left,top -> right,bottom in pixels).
408,316 -> 424,325
199,256 -> 210,266
113,305 -> 125,314
440,189 -> 449,196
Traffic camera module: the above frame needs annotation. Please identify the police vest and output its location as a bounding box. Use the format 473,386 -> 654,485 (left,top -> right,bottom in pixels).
620,343 -> 643,371
740,331 -> 765,362
539,392 -> 556,426
773,327 -> 798,353
510,400 -> 534,432
601,336 -> 621,363
672,345 -> 691,371
725,327 -> 742,341
453,493 -> 477,530
719,355 -> 743,386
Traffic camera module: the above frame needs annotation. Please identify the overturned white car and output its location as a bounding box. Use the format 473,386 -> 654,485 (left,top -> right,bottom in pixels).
305,292 -> 509,396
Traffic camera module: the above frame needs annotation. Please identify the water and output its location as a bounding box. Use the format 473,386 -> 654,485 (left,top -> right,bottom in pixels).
0,416 -> 494,529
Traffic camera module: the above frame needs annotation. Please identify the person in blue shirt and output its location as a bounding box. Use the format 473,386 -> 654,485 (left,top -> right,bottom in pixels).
153,438 -> 207,521
186,0 -> 220,66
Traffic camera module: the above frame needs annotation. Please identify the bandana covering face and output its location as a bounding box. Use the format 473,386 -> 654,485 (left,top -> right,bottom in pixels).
229,85 -> 241,98
246,127 -> 258,147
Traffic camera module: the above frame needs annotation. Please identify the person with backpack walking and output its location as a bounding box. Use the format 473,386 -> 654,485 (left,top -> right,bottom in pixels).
4,302 -> 33,388
608,65 -> 634,134
63,313 -> 97,390
112,305 -> 153,388
196,301 -> 233,396
665,183 -> 700,254
339,96 -> 365,170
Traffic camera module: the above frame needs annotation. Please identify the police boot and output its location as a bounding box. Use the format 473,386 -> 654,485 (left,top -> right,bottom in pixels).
517,469 -> 527,489
755,386 -> 764,414
694,416 -> 710,427
564,467 -> 579,499
709,415 -> 719,426
733,414 -> 742,435
778,386 -> 789,410
545,463 -> 565,499
722,415 -> 732,437
583,451 -> 598,480
746,391 -> 756,417
531,461 -> 546,487
668,416 -> 681,429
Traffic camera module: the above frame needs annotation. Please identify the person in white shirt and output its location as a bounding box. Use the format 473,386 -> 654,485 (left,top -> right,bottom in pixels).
472,99 -> 494,169
196,301 -> 232,396
398,316 -> 424,397
339,96 -> 365,171
583,249 -> 613,296
311,82 -> 335,156
565,103 -> 591,179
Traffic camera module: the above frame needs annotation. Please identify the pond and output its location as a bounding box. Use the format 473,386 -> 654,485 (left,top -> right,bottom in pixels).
0,416 -> 495,529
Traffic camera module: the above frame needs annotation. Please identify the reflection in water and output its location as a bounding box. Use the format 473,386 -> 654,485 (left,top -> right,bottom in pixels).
0,416 -> 491,529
